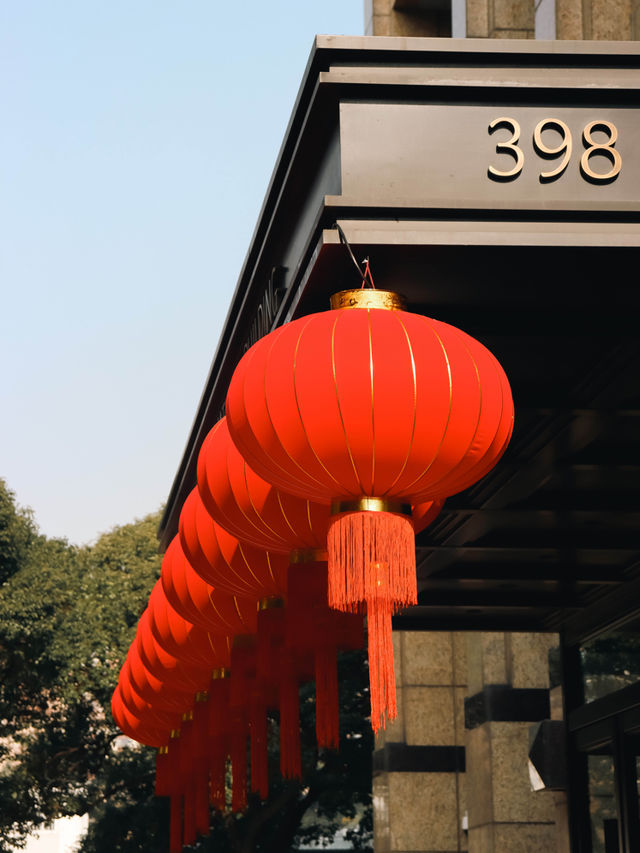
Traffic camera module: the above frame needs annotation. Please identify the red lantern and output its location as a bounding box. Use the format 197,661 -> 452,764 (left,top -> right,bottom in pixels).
160,536 -> 258,637
126,641 -> 194,715
111,684 -> 169,748
198,418 -> 329,553
136,608 -> 209,693
118,660 -> 181,732
179,488 -> 289,599
226,289 -> 513,730
148,579 -> 230,669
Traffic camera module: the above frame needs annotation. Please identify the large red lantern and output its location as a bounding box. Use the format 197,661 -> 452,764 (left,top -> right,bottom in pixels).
111,684 -> 170,748
118,660 -> 181,732
148,579 -> 231,669
126,641 -> 194,715
136,608 -> 209,693
160,536 -> 258,637
197,418 -> 329,553
226,288 -> 513,730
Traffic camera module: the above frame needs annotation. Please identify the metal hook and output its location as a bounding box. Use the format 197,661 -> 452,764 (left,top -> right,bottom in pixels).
334,223 -> 366,281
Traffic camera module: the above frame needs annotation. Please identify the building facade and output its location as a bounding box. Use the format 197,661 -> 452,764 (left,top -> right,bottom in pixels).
360,7 -> 639,852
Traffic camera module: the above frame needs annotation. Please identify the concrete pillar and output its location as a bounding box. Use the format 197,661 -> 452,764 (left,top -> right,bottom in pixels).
366,0 -> 452,37
464,632 -> 561,853
367,0 -> 640,39
556,0 -> 640,39
373,631 -> 467,852
466,0 -> 535,38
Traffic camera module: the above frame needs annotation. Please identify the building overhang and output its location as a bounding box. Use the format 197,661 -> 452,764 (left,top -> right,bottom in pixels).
160,36 -> 640,642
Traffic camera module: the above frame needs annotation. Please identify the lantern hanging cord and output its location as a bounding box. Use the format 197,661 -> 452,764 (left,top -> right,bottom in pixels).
334,223 -> 376,289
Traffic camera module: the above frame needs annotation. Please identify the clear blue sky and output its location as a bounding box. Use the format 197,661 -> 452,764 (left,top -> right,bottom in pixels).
1,2 -> 363,545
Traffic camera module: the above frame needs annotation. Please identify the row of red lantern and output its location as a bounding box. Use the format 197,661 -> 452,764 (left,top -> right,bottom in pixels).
111,406 -> 441,752
114,284 -> 513,743
112,285 -> 513,850
109,412 -> 444,848
113,538 -> 364,848
112,437 -> 370,850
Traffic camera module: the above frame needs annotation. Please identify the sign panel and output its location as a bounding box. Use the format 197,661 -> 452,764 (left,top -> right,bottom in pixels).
339,103 -> 640,208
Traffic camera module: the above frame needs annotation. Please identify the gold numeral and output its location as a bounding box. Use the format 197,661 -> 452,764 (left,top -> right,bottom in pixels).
488,117 -> 524,181
580,120 -> 622,183
533,119 -> 572,182
488,117 -> 621,184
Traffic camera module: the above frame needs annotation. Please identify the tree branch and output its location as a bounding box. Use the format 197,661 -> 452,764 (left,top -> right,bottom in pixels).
263,785 -> 318,853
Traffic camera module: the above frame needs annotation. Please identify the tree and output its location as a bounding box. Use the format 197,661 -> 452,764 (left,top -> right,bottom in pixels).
0,490 -> 162,851
0,480 -> 37,586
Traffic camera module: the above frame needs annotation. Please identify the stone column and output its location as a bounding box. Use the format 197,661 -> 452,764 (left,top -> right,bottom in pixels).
367,0 -> 640,40
373,631 -> 467,853
466,0 -> 535,38
366,0 -> 452,36
556,0 -> 640,39
464,632 -> 561,853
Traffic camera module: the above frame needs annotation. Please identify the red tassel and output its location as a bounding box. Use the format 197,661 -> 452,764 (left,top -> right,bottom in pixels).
195,764 -> 209,837
336,610 -> 365,653
279,658 -> 301,780
169,794 -> 182,853
327,510 -> 416,611
286,562 -> 322,647
208,676 -> 231,736
287,564 -> 338,748
230,639 -> 257,710
183,779 -> 196,847
230,728 -> 248,812
249,701 -> 269,800
286,560 -> 363,749
208,675 -> 230,811
178,717 -> 193,784
314,645 -> 339,749
177,721 -> 192,849
366,578 -> 397,732
192,699 -> 210,836
327,510 -> 416,733
155,748 -> 171,798
209,737 -> 227,811
256,607 -> 284,683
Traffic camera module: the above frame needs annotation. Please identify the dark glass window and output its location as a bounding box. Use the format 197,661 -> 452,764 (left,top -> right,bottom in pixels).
580,618 -> 640,704
588,754 -> 617,853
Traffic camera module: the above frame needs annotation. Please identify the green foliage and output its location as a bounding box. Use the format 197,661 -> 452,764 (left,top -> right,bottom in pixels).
0,480 -> 37,586
78,746 -> 169,853
0,484 -> 372,853
0,487 -> 162,851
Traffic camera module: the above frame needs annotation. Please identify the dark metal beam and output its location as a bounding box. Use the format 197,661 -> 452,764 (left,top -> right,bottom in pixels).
392,606 -> 552,633
415,563 -> 624,585
562,565 -> 640,645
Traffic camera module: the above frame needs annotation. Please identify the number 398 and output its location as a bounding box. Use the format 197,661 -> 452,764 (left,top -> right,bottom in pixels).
488,117 -> 621,183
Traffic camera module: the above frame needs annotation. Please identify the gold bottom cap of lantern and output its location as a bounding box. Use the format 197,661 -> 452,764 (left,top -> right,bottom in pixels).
331,497 -> 412,517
